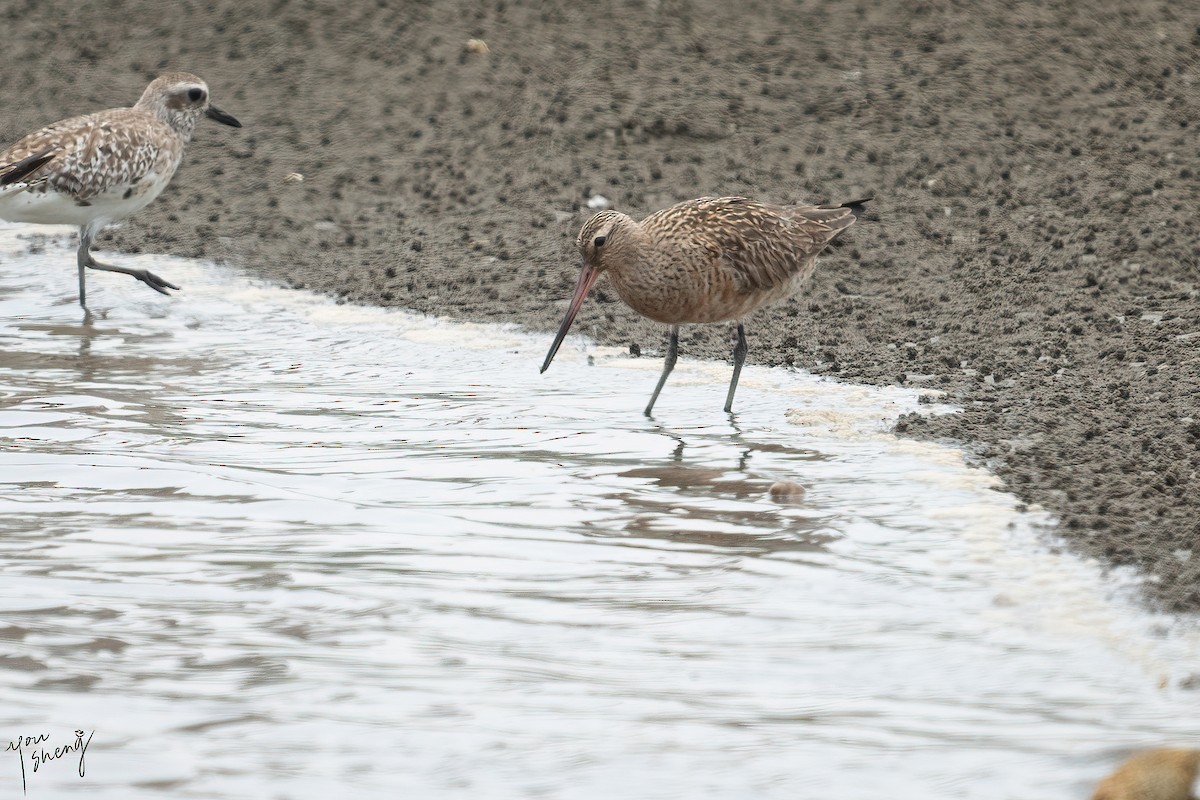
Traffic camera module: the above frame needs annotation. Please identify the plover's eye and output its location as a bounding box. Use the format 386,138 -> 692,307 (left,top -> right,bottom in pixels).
594,236 -> 606,248
187,88 -> 205,102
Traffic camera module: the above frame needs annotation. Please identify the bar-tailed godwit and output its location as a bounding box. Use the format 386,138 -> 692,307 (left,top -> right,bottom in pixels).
541,195 -> 870,415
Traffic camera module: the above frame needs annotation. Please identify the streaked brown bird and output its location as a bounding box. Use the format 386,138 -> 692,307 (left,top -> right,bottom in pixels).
541,195 -> 870,416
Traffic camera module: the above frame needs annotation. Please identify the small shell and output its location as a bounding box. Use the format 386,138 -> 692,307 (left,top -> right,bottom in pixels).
465,39 -> 490,54
284,172 -> 304,183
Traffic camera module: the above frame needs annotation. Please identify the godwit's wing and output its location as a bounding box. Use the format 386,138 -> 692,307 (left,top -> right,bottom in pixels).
649,196 -> 866,294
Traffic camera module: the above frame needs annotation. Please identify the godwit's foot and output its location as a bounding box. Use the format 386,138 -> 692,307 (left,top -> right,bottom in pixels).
724,322 -> 747,414
644,324 -> 680,418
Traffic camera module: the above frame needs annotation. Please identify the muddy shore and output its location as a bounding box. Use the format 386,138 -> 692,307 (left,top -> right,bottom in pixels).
1,0 -> 1197,610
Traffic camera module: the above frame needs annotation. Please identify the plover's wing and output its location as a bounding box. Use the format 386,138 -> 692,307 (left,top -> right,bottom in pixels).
0,109 -> 175,202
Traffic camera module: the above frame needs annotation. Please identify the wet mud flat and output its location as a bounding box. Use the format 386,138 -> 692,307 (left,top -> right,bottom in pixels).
0,1 -> 1197,608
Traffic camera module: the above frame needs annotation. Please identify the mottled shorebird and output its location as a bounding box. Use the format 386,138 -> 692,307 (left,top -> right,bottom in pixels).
0,72 -> 242,307
541,195 -> 870,416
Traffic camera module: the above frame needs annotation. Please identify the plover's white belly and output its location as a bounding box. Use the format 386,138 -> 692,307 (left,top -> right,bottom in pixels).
0,169 -> 171,227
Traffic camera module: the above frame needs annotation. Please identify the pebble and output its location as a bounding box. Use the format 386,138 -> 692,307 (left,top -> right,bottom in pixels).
768,481 -> 806,503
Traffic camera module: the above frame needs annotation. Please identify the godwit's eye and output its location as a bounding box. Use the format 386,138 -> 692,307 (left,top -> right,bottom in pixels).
187,88 -> 205,102
594,236 -> 606,248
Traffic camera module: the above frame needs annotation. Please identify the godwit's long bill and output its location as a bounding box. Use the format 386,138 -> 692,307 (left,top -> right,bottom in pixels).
541,195 -> 870,416
0,72 -> 241,307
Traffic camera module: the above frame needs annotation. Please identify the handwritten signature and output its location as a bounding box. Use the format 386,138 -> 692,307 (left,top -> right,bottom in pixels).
5,730 -> 93,795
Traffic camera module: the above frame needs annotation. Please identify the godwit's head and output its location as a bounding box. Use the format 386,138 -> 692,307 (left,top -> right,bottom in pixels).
540,210 -> 634,374
575,209 -> 634,270
134,73 -> 242,140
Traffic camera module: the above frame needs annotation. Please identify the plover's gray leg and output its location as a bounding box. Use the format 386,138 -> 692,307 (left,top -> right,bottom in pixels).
644,324 -> 680,418
78,225 -> 180,304
724,321 -> 748,414
75,229 -> 89,308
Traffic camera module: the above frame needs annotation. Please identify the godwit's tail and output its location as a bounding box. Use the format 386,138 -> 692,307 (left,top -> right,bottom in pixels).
838,196 -> 872,219
799,196 -> 873,234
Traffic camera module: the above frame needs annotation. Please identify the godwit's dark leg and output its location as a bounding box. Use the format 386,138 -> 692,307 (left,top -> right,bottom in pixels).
79,224 -> 180,301
645,324 -> 680,417
724,321 -> 747,413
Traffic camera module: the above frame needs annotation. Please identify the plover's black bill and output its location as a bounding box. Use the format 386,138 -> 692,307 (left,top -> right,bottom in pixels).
206,105 -> 242,128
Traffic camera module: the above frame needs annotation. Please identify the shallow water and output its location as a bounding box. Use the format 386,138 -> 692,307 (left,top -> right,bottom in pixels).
0,225 -> 1196,799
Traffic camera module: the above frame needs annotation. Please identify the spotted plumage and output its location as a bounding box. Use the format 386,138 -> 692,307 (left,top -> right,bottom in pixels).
0,72 -> 242,307
544,195 -> 871,415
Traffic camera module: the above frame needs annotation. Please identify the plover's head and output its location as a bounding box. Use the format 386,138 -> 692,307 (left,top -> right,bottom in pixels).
134,72 -> 242,140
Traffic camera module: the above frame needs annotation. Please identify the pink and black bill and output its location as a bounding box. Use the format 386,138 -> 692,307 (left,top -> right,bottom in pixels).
540,260 -> 602,373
